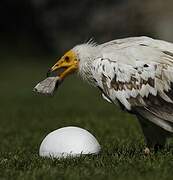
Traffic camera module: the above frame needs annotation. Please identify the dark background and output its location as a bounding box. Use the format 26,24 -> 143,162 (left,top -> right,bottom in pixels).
1,0 -> 173,58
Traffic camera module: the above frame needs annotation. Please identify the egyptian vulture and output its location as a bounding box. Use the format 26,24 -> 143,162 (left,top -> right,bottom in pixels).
47,36 -> 173,153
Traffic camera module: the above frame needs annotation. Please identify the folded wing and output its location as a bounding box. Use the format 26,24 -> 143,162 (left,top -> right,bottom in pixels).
92,38 -> 173,132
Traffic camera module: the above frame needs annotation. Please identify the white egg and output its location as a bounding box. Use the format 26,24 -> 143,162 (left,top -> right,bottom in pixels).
39,126 -> 101,158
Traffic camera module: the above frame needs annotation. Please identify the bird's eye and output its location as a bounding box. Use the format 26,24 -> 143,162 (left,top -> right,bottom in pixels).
65,56 -> 70,62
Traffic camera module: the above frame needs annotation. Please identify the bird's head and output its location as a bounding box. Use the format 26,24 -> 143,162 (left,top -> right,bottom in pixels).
34,43 -> 98,96
47,50 -> 79,80
48,43 -> 99,81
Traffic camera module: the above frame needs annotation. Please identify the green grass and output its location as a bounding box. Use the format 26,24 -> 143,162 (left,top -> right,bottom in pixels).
0,58 -> 173,180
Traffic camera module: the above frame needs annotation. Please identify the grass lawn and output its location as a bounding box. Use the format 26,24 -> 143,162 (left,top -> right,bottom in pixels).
0,57 -> 173,180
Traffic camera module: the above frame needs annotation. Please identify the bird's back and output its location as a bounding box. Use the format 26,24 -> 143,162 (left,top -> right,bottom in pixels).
100,36 -> 173,53
98,36 -> 173,66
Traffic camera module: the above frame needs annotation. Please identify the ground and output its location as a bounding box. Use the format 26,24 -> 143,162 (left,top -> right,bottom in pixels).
0,58 -> 173,180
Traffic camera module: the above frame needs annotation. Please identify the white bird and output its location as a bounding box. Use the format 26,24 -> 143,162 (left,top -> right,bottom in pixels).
48,36 -> 173,153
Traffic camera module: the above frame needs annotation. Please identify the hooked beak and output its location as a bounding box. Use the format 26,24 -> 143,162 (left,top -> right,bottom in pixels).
47,50 -> 78,80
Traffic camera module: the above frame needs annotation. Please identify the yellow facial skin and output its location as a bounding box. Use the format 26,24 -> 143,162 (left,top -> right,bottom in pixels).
50,50 -> 79,79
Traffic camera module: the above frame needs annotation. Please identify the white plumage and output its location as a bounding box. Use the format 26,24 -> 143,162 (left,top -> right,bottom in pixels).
72,36 -> 173,151
74,37 -> 173,108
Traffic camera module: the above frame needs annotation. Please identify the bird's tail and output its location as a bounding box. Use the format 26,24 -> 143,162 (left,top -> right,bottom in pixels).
135,106 -> 173,133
